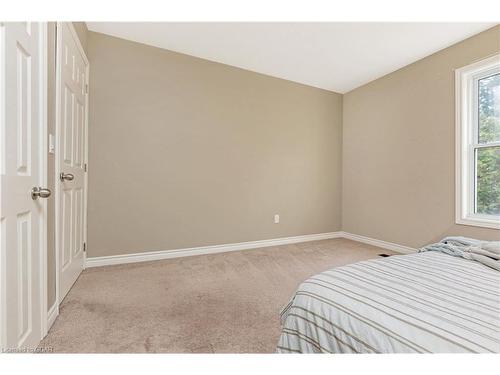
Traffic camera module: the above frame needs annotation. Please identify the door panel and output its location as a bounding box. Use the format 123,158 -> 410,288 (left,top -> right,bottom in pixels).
75,99 -> 84,167
57,23 -> 87,300
61,189 -> 72,270
74,188 -> 83,257
17,211 -> 32,344
0,22 -> 44,349
62,85 -> 73,165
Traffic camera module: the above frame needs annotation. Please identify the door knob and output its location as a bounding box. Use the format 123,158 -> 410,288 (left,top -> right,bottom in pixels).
31,187 -> 52,200
60,172 -> 74,181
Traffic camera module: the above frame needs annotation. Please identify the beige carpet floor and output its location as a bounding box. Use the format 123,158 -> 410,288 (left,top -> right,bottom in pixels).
39,238 -> 393,353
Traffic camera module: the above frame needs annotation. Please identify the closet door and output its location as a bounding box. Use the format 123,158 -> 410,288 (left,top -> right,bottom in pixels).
56,22 -> 88,300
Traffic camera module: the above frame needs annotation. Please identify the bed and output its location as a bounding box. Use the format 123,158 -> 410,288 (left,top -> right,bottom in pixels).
276,250 -> 500,353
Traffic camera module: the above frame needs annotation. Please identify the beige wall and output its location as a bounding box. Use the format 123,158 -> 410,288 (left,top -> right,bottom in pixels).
342,25 -> 500,249
86,31 -> 343,257
47,22 -> 88,309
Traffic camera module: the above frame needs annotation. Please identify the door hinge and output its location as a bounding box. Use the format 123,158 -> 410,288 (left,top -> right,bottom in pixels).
85,84 -> 89,94
83,242 -> 86,252
84,163 -> 87,172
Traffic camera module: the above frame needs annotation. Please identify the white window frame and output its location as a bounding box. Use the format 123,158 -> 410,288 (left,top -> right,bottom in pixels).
455,54 -> 500,230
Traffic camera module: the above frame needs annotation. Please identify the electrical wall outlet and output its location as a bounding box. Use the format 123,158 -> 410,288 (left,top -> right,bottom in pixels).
274,214 -> 280,224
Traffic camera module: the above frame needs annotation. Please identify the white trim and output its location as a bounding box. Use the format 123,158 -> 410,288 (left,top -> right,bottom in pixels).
54,22 -> 61,315
85,232 -> 343,267
46,302 -> 59,333
339,232 -> 417,254
455,54 -> 500,230
85,231 -> 420,268
39,22 -> 49,339
54,21 -> 62,314
83,50 -> 89,270
0,22 -> 5,350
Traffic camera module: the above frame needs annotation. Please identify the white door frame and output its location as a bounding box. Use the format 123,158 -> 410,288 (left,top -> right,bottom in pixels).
39,23 -> 49,339
0,22 -> 48,348
53,22 -> 89,312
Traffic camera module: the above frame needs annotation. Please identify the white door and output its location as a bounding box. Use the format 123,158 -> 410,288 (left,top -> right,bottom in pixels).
0,22 -> 46,349
56,23 -> 88,300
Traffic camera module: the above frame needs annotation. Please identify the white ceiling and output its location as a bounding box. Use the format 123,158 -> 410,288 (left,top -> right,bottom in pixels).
86,22 -> 495,93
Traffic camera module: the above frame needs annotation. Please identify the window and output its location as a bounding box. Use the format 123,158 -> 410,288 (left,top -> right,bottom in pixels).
456,54 -> 500,229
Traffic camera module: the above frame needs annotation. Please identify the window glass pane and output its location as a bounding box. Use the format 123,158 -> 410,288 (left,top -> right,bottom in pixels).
478,73 -> 500,144
476,146 -> 500,215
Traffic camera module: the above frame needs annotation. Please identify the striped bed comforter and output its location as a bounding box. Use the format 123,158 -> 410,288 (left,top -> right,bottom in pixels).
276,252 -> 500,353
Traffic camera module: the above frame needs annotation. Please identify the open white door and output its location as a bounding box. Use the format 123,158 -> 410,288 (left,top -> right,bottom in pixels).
56,23 -> 88,301
0,22 -> 47,350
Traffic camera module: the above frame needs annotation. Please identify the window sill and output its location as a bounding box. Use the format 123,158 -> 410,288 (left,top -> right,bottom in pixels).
456,215 -> 500,230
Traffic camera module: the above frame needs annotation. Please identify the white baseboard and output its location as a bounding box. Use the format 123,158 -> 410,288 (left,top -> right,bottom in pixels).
340,232 -> 417,254
85,231 -> 344,268
46,302 -> 59,333
85,231 -> 417,268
